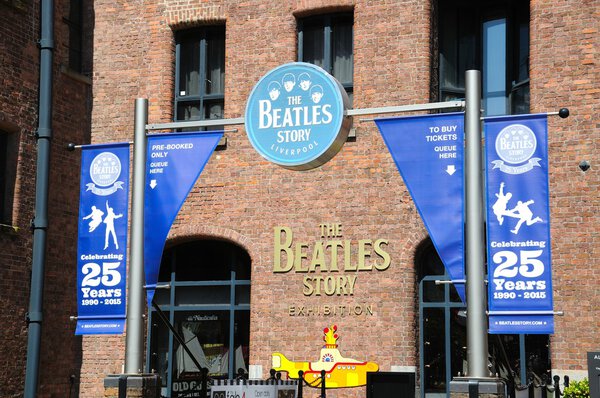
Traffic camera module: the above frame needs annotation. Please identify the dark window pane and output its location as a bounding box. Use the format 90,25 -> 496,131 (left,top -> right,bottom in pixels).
66,0 -> 83,72
153,290 -> 170,306
438,1 -> 529,115
301,23 -> 325,68
160,241 -> 251,282
204,100 -> 224,120
234,312 -> 250,375
450,308 -> 467,378
175,286 -> 230,306
0,131 -> 18,224
150,315 -> 170,388
173,311 -> 230,379
298,13 -> 353,100
332,18 -> 353,85
423,280 -> 445,303
423,308 -> 446,395
525,335 -> 551,380
178,34 -> 201,97
175,27 -> 225,127
235,285 -> 250,305
490,334 -> 521,382
205,28 -> 225,95
511,85 -> 530,115
176,101 -> 202,122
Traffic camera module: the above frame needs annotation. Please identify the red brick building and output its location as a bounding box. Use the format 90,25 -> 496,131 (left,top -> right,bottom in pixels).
1,1 -> 598,397
0,0 -> 92,397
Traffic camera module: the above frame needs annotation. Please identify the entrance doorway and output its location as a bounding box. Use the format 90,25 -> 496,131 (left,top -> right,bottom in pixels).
418,240 -> 466,398
147,240 -> 251,398
417,239 -> 551,398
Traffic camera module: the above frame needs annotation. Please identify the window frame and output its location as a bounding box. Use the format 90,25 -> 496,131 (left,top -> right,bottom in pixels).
436,0 -> 530,116
146,241 -> 251,397
63,0 -> 84,74
174,26 -> 226,128
416,239 -> 550,398
297,12 -> 354,98
0,129 -> 18,226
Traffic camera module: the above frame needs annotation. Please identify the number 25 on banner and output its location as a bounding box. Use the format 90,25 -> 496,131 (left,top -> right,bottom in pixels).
80,262 -> 124,301
492,249 -> 547,298
493,250 -> 544,278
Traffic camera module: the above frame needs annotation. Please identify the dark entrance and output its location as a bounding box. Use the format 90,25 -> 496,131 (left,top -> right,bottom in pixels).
146,240 -> 251,398
417,239 -> 551,398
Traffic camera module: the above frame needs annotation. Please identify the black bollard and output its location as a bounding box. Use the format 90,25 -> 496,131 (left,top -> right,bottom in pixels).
320,370 -> 326,398
298,370 -> 304,398
553,375 -> 561,398
541,374 -> 548,398
201,367 -> 208,398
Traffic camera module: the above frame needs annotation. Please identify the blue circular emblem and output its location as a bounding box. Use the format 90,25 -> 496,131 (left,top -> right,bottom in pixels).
245,63 -> 351,170
90,152 -> 122,187
495,124 -> 537,164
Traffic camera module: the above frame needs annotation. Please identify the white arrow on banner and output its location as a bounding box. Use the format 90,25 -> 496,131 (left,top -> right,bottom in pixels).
446,165 -> 456,175
149,179 -> 157,189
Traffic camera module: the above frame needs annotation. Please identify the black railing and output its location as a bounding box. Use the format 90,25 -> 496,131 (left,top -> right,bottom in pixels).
507,374 -> 570,398
296,369 -> 327,398
169,368 -> 301,398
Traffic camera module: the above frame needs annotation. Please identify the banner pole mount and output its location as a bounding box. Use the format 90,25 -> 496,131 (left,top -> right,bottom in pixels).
557,108 -> 570,118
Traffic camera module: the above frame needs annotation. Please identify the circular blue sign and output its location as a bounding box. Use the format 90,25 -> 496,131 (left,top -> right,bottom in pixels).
245,63 -> 351,170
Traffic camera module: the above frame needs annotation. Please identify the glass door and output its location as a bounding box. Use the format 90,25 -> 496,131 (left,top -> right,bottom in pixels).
419,275 -> 466,398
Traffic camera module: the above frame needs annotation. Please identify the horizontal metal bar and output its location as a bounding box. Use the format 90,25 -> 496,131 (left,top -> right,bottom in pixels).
145,101 -> 465,130
480,109 -> 569,121
355,100 -> 465,120
151,304 -> 251,312
487,310 -> 564,316
146,117 -> 245,130
143,283 -> 171,290
70,315 -> 127,321
67,141 -> 133,150
435,279 -> 466,285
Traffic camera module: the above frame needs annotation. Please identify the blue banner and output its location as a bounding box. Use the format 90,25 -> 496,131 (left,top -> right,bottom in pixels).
376,113 -> 465,301
76,143 -> 129,334
485,114 -> 553,334
144,131 -> 223,306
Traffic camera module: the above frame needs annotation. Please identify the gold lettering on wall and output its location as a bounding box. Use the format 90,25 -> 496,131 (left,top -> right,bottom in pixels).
273,224 -> 392,298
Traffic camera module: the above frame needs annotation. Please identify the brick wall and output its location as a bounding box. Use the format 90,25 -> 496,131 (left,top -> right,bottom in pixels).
0,0 -> 91,396
85,0 -> 600,396
530,0 -> 600,377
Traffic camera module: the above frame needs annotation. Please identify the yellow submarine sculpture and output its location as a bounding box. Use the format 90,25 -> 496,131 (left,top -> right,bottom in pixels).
271,325 -> 379,388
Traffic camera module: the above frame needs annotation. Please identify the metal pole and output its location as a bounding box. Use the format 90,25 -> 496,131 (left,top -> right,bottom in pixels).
464,70 -> 489,378
124,98 -> 148,374
24,0 -> 54,396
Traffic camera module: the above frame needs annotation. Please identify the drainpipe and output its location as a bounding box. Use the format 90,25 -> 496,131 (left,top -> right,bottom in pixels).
24,0 -> 54,396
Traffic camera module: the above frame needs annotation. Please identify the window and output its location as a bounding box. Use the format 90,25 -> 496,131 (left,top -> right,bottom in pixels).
64,0 -> 84,73
0,130 -> 18,225
436,0 -> 529,116
174,27 -> 225,129
298,13 -> 353,103
417,239 -> 550,398
148,240 -> 250,398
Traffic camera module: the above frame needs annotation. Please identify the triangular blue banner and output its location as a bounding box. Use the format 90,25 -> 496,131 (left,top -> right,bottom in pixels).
376,113 -> 465,301
144,131 -> 223,306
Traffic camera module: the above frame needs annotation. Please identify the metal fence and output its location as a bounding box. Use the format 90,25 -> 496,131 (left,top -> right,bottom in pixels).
507,374 -> 570,398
